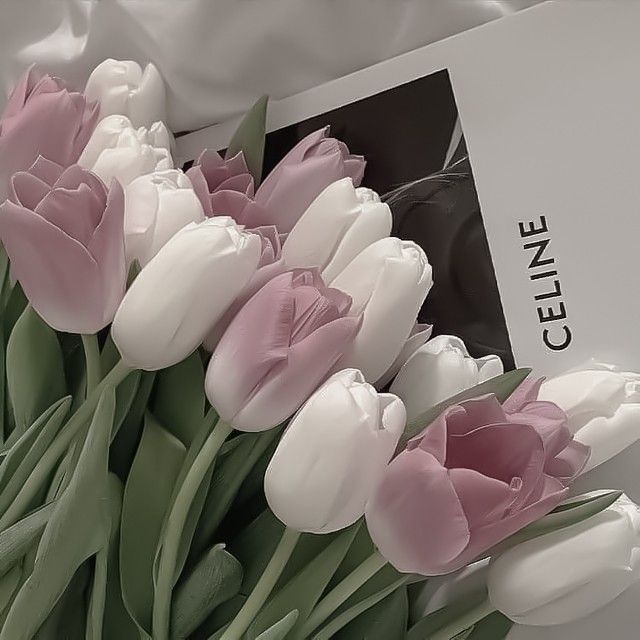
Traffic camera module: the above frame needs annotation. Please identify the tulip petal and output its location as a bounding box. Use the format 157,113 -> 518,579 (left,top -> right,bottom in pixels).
29,156 -> 65,186
10,171 -> 51,210
0,201 -> 104,333
366,448 -> 470,575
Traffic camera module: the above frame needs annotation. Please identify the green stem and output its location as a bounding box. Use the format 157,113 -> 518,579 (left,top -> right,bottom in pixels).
152,415 -> 233,640
0,359 -> 132,530
81,334 -> 101,396
427,599 -> 495,640
299,550 -> 388,638
220,527 -> 301,640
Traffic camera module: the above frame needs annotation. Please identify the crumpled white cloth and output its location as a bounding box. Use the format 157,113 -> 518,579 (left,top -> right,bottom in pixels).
0,0 -> 541,132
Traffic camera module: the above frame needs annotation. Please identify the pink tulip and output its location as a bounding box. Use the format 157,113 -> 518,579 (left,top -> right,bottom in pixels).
254,128 -> 366,233
187,149 -> 272,227
0,67 -> 99,200
365,379 -> 591,576
205,269 -> 361,431
0,157 -> 126,334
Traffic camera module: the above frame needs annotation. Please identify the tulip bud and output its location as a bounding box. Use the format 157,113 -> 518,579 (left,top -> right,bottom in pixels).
0,67 -> 98,200
376,323 -> 432,389
205,269 -> 361,431
390,335 -> 504,421
265,369 -> 406,533
85,59 -> 166,128
539,364 -> 640,472
78,114 -> 173,186
0,158 -> 125,333
254,128 -> 366,233
124,169 -> 205,266
282,178 -> 392,282
330,237 -> 433,383
488,494 -> 640,626
112,217 -> 261,370
186,149 -> 271,226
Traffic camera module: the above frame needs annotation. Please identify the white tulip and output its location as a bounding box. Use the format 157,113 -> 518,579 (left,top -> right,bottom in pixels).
112,217 -> 261,371
282,178 -> 392,281
124,169 -> 205,266
539,364 -> 640,472
85,59 -> 166,128
488,494 -> 640,626
78,114 -> 173,185
265,369 -> 406,534
330,237 -> 432,382
376,323 -> 432,388
390,335 -> 503,422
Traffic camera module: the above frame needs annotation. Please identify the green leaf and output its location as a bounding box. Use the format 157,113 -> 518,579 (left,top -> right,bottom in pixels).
247,523 -> 360,639
120,413 -> 186,636
255,610 -> 299,640
226,95 -> 269,186
0,564 -> 21,614
6,306 -> 66,435
467,612 -> 513,640
313,576 -> 409,640
334,585 -> 408,640
153,351 -> 206,446
110,371 -> 156,482
0,387 -> 115,640
0,323 -> 5,444
191,429 -> 280,561
199,595 -> 246,639
486,489 -> 623,558
0,502 -> 53,576
0,397 -> 71,517
452,628 -> 475,640
400,368 -> 531,449
407,594 -> 488,640
103,476 -> 138,640
171,543 -> 243,639
2,282 -> 27,338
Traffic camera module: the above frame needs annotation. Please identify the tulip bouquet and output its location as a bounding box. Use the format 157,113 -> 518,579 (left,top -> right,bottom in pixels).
0,59 -> 639,640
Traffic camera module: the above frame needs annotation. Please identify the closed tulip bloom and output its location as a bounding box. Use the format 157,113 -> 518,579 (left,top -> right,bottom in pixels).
205,269 -> 361,431
124,169 -> 205,265
539,364 -> 640,472
365,380 -> 590,575
85,59 -> 166,127
265,369 -> 406,533
0,66 -> 98,200
254,128 -> 366,233
488,494 -> 640,626
203,225 -> 286,350
282,178 -> 392,282
78,114 -> 173,186
376,323 -> 433,389
390,335 -> 504,421
112,217 -> 261,371
186,149 -> 271,226
330,237 -> 433,382
0,157 -> 125,333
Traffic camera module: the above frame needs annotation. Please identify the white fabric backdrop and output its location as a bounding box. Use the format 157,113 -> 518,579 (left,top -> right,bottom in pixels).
0,0 -> 540,132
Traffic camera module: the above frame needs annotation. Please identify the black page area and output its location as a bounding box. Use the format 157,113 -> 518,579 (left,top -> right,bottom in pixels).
264,69 -> 515,369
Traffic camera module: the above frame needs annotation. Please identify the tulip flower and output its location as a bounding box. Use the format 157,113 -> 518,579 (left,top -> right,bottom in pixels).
0,66 -> 98,200
84,59 -> 166,127
376,323 -> 432,389
124,169 -> 205,265
254,128 -> 366,233
282,178 -> 392,282
390,335 -> 504,421
112,217 -> 261,370
365,379 -> 590,575
488,493 -> 640,626
203,225 -> 286,350
186,149 -> 271,226
78,114 -> 173,186
0,158 -> 125,333
205,269 -> 361,431
539,364 -> 640,472
265,369 -> 405,533
330,237 -> 433,383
